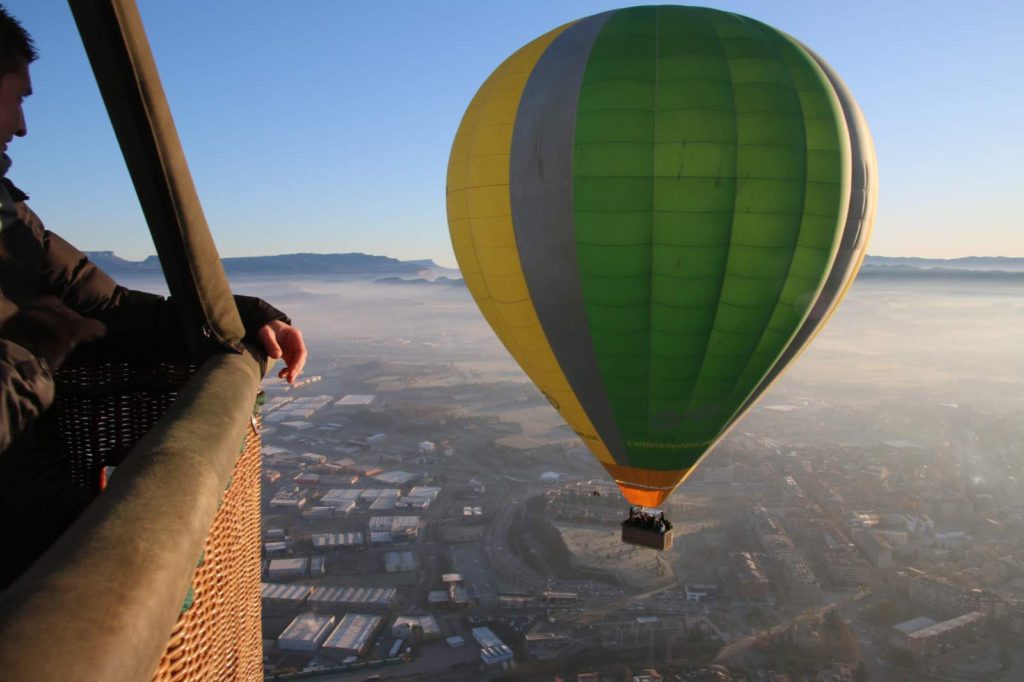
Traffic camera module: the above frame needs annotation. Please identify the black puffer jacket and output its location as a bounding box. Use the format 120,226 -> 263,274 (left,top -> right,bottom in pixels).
0,178 -> 289,451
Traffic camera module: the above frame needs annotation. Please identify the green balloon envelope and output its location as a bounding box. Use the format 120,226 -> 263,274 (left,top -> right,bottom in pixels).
448,5 -> 876,506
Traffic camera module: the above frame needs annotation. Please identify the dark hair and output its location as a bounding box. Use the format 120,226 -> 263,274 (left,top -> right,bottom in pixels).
0,5 -> 37,75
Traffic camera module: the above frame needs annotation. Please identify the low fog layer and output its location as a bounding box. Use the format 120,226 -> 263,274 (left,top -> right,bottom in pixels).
117,271 -> 1024,455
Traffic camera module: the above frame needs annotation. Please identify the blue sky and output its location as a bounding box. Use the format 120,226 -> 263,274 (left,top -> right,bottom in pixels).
3,0 -> 1022,265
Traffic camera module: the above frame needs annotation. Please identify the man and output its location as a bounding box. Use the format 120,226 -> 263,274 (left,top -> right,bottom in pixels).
0,5 -> 307,585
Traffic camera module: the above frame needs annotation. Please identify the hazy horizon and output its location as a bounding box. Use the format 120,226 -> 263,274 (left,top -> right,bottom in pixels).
88,249 -> 1024,270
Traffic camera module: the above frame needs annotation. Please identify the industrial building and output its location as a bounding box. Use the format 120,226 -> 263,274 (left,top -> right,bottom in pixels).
360,488 -> 401,504
368,516 -> 420,543
396,486 -> 441,510
395,496 -> 431,510
406,486 -> 441,500
335,394 -> 376,406
322,614 -> 382,657
369,496 -> 398,511
308,585 -> 397,608
391,615 -> 441,641
311,532 -> 364,549
891,616 -> 937,648
267,395 -> 333,421
319,488 -> 362,504
525,632 -> 571,660
893,612 -> 988,659
373,471 -> 418,486
269,492 -> 307,509
267,557 -> 308,581
472,626 -> 504,648
261,583 -> 312,608
278,613 -> 336,652
480,644 -> 515,670
473,626 -> 514,669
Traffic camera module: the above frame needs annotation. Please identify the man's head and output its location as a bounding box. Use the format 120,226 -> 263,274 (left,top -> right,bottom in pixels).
0,5 -> 36,76
0,5 -> 35,152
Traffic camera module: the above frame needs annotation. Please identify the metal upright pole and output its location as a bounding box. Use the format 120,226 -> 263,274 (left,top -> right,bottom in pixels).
68,0 -> 246,355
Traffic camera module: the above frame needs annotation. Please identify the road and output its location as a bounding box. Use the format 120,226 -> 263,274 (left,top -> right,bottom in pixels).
714,589 -> 871,665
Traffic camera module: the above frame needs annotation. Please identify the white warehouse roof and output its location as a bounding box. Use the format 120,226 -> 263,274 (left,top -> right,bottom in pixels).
261,583 -> 312,602
335,394 -> 376,406
279,613 -> 335,651
308,586 -> 396,607
322,614 -> 382,655
312,532 -> 364,547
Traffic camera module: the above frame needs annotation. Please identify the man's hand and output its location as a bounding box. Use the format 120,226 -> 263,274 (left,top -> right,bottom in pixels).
256,319 -> 307,383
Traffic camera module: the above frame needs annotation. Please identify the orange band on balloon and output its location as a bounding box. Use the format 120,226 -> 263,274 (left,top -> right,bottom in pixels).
603,464 -> 688,508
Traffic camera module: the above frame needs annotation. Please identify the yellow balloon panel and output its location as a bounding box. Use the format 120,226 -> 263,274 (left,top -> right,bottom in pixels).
445,21 -> 615,467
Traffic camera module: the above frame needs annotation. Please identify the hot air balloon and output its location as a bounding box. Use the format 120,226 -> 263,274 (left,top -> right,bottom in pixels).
446,5 -> 876,548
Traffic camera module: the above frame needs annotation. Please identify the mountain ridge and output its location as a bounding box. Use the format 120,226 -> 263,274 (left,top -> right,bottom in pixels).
84,251 -> 1024,282
863,255 -> 1024,272
84,251 -> 453,277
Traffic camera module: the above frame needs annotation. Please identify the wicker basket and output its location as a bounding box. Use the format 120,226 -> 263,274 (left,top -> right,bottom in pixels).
55,360 -> 264,681
55,360 -> 198,491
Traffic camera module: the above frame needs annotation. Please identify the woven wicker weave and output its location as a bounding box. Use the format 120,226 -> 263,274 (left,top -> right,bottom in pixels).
152,417 -> 263,682
55,360 -> 199,491
55,360 -> 263,682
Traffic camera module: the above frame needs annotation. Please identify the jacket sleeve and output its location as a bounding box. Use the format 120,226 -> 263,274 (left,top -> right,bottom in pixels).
234,294 -> 291,330
38,228 -> 190,357
0,339 -> 55,453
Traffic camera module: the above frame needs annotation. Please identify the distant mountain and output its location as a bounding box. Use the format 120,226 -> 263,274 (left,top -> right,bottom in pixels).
84,251 -> 458,279
84,251 -> 1024,283
858,265 -> 1024,281
374,276 -> 466,287
85,251 -> 163,273
860,256 -> 1024,281
863,255 -> 1024,272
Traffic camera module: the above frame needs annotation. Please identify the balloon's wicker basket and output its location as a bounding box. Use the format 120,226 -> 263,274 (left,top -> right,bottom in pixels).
621,515 -> 674,551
